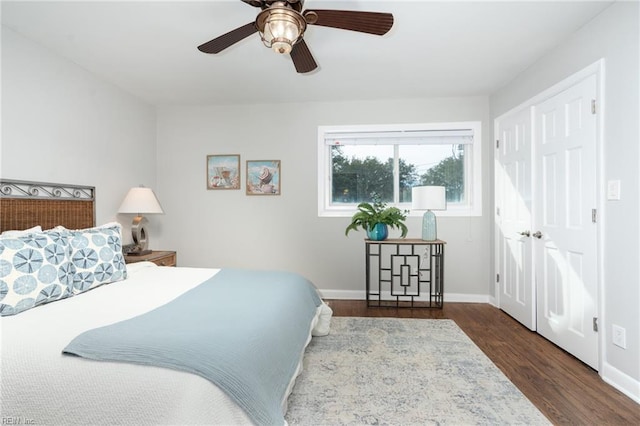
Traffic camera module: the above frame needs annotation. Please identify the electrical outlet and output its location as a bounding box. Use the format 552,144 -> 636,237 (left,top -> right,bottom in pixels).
612,324 -> 627,349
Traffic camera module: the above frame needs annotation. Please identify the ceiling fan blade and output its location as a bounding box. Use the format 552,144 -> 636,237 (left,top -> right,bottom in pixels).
304,9 -> 394,36
197,22 -> 258,54
290,39 -> 318,74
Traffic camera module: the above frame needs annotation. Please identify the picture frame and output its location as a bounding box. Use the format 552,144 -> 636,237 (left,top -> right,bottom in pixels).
206,154 -> 241,190
246,160 -> 281,195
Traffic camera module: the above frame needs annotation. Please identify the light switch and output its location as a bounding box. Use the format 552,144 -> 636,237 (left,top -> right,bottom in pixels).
607,180 -> 621,200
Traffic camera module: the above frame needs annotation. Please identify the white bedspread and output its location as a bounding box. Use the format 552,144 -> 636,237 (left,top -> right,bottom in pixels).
0,262 -> 330,425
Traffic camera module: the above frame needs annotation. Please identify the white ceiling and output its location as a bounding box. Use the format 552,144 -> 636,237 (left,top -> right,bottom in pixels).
1,1 -> 613,106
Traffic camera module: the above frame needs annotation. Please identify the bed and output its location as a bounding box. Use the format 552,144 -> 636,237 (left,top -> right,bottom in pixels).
0,179 -> 332,425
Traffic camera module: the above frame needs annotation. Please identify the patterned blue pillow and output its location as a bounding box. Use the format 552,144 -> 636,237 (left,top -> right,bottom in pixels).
0,229 -> 74,316
65,222 -> 127,294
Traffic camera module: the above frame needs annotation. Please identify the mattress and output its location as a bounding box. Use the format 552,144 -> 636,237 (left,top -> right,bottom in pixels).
0,262 -> 330,425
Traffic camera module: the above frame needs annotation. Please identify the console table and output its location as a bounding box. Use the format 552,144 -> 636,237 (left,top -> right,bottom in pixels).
365,239 -> 445,308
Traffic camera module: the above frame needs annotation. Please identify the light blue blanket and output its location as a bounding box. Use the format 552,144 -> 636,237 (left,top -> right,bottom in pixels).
63,268 -> 323,425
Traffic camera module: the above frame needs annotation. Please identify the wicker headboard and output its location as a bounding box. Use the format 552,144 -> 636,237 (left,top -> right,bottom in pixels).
0,179 -> 96,232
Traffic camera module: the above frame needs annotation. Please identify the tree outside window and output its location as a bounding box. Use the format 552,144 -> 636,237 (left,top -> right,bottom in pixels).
331,144 -> 464,205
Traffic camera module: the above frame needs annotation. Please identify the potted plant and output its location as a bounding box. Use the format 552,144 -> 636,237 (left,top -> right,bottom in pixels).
345,197 -> 408,241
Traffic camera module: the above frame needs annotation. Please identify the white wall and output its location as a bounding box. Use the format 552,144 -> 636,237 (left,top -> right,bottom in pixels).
1,26 -> 157,230
155,96 -> 492,300
490,2 -> 639,399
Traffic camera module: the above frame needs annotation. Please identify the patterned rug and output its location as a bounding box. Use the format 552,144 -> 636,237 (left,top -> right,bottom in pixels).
286,317 -> 550,425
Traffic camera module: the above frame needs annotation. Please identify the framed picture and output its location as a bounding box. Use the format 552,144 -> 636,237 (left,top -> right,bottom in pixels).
206,154 -> 240,190
246,160 -> 281,195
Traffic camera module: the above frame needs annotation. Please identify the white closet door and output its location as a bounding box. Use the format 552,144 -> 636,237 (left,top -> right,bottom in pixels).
496,107 -> 535,330
534,74 -> 598,369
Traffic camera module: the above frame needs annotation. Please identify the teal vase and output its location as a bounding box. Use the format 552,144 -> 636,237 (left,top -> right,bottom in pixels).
367,223 -> 389,241
422,210 -> 437,240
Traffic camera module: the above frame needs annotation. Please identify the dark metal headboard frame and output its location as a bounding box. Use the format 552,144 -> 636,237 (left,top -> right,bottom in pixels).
0,179 -> 96,232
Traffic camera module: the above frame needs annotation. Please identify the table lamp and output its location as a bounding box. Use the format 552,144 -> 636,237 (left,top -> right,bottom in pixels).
411,186 -> 446,241
118,186 -> 164,255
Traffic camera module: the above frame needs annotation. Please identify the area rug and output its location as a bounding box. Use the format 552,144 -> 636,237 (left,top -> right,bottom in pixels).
286,317 -> 550,425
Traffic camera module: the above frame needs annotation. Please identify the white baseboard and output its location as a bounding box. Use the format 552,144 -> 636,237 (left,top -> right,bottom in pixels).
601,362 -> 640,404
317,289 -> 491,304
318,290 -> 363,300
444,293 -> 491,303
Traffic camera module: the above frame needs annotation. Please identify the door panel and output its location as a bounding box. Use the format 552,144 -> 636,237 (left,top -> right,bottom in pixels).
542,153 -> 558,226
567,147 -> 584,228
496,107 -> 535,330
534,74 -> 598,369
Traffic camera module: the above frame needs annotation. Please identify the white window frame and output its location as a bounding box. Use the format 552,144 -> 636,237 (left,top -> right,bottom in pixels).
317,121 -> 482,217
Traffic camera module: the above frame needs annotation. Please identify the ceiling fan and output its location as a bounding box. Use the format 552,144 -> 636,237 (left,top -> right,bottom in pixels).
197,0 -> 394,74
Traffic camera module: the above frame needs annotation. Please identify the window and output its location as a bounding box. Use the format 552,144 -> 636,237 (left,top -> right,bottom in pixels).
317,121 -> 482,217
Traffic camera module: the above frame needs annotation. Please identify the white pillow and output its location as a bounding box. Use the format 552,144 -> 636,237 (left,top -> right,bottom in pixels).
1,226 -> 43,237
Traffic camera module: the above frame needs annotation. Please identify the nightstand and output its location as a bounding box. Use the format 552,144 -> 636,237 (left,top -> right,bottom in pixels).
124,250 -> 177,267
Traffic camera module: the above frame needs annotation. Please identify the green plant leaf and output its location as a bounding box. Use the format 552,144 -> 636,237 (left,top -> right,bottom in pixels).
345,202 -> 408,238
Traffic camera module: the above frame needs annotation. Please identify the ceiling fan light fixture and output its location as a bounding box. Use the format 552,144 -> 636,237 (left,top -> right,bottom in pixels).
256,3 -> 306,55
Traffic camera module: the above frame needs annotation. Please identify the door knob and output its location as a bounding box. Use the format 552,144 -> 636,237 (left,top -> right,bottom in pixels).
532,231 -> 543,239
519,230 -> 531,237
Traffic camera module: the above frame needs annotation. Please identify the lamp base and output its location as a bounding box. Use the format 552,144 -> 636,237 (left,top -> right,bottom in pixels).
422,210 -> 438,241
131,215 -> 150,252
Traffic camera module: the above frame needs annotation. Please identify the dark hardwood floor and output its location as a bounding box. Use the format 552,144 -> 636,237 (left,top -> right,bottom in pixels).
326,300 -> 640,425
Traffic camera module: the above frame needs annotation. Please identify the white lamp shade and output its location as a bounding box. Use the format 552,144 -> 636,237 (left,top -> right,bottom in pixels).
411,186 -> 446,211
118,187 -> 164,214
